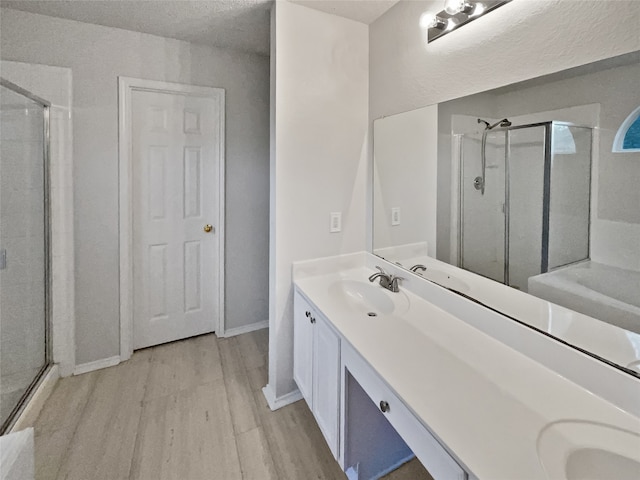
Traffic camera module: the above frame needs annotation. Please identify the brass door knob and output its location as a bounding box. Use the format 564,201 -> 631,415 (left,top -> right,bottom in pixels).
204,224 -> 213,233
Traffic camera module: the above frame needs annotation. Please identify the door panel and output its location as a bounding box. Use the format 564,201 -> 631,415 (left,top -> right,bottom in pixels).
132,89 -> 221,349
183,147 -> 202,218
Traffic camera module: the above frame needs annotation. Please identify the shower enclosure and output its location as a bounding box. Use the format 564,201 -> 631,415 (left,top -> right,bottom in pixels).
0,79 -> 51,433
459,121 -> 592,292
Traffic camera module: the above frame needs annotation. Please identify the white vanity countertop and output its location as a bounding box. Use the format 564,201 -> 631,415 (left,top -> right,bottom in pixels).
294,266 -> 640,480
392,254 -> 640,372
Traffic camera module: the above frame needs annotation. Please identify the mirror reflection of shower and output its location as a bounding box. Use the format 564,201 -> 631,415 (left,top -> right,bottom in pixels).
459,121 -> 592,291
474,118 -> 512,195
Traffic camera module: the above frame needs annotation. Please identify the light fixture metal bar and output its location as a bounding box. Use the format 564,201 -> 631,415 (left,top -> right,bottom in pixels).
427,0 -> 512,43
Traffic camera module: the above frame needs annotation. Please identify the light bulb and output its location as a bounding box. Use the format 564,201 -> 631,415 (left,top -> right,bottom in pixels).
471,2 -> 485,16
420,12 -> 446,29
444,0 -> 464,15
444,0 -> 475,15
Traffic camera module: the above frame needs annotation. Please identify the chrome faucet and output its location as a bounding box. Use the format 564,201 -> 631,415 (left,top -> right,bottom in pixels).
368,266 -> 403,293
410,264 -> 427,273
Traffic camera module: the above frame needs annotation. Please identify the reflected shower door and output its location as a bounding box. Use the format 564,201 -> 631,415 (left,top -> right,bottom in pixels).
507,125 -> 547,291
548,124 -> 592,269
0,83 -> 49,431
460,130 -> 506,283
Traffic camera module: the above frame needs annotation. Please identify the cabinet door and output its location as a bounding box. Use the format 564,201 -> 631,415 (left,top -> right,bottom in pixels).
313,314 -> 341,458
293,291 -> 314,406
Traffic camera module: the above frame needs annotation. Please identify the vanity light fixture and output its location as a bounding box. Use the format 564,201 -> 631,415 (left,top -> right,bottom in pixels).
444,0 -> 475,15
420,12 -> 448,30
422,0 -> 511,43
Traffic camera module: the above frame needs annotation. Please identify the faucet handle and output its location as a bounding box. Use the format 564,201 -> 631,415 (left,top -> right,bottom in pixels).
374,265 -> 387,275
389,275 -> 404,292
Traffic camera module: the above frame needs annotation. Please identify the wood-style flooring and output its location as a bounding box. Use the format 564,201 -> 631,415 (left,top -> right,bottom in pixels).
32,330 -> 432,480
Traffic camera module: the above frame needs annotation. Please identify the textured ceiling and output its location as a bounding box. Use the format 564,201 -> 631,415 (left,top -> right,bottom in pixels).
291,0 -> 399,24
1,0 -> 274,55
1,0 -> 400,56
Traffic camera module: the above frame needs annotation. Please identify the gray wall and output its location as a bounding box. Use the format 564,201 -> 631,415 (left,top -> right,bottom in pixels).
1,8 -> 270,364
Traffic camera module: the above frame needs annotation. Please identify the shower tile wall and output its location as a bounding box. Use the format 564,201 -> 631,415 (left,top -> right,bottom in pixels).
0,96 -> 47,424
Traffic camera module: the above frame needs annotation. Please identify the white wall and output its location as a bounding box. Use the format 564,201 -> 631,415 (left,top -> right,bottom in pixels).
266,1 -> 368,403
0,8 -> 270,364
373,105 -> 438,258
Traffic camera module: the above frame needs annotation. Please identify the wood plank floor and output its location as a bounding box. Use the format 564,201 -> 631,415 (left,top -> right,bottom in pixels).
32,330 -> 433,480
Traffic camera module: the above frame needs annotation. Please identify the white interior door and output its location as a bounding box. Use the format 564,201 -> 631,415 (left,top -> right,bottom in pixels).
131,88 -> 222,350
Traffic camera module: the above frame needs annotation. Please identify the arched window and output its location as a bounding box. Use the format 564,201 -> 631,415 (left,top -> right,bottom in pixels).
613,105 -> 640,152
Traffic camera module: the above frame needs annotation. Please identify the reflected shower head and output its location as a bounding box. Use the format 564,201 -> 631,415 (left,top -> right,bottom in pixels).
478,118 -> 511,130
486,118 -> 512,130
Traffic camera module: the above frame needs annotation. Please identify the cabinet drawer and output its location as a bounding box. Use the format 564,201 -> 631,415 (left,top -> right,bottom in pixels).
343,344 -> 466,480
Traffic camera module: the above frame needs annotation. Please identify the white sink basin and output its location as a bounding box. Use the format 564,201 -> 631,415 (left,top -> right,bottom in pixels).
329,280 -> 409,315
537,420 -> 640,480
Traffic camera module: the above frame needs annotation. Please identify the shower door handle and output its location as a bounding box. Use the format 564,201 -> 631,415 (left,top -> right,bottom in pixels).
0,249 -> 6,270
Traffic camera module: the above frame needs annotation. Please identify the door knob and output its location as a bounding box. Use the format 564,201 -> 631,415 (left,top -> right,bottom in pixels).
204,224 -> 213,233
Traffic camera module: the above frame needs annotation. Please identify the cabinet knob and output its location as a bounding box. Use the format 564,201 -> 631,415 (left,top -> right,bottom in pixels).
379,400 -> 390,413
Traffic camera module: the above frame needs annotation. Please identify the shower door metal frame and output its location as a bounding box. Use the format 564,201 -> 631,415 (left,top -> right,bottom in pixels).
459,121 -> 554,286
502,121 -> 553,285
0,78 -> 52,434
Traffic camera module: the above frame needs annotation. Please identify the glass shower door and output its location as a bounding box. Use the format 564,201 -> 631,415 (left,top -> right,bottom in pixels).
460,130 -> 506,283
547,124 -> 592,270
506,125 -> 548,291
0,82 -> 49,431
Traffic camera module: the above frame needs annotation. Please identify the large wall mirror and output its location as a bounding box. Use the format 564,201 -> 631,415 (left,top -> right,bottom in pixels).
373,51 -> 640,377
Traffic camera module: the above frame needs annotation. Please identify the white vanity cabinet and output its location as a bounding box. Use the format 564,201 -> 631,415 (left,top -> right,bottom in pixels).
293,285 -> 467,480
293,289 -> 341,458
343,343 -> 467,480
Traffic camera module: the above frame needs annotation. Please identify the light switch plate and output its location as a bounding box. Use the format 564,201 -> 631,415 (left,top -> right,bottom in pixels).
391,207 -> 401,226
330,212 -> 342,233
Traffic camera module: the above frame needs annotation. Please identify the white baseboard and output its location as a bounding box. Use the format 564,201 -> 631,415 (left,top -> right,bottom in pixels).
262,384 -> 303,411
222,320 -> 268,338
11,365 -> 59,433
74,355 -> 120,375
